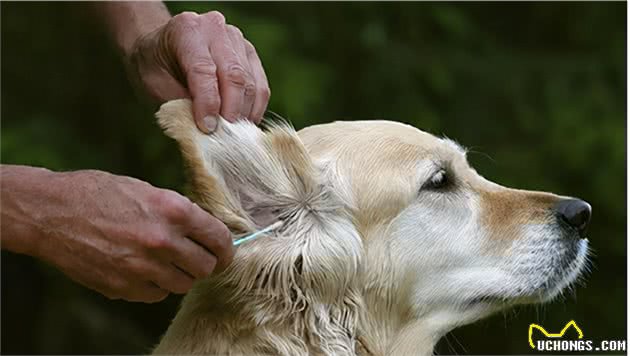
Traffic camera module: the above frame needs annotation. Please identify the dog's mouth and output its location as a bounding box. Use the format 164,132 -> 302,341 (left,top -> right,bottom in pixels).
465,237 -> 590,309
533,237 -> 590,299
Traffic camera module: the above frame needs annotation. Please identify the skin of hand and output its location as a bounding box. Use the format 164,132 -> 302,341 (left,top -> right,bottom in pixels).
115,6 -> 271,133
2,4 -> 263,303
1,165 -> 234,303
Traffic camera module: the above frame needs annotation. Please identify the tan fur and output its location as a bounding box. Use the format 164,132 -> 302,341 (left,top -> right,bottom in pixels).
154,100 -> 364,355
153,99 -> 573,355
480,189 -> 560,241
156,102 -> 250,233
298,121 -> 440,237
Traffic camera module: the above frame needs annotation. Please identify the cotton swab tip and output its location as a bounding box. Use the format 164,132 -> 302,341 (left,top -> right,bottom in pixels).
232,220 -> 284,246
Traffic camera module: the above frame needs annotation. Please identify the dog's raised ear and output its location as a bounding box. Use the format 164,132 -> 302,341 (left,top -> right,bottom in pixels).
156,99 -> 317,234
155,99 -> 366,354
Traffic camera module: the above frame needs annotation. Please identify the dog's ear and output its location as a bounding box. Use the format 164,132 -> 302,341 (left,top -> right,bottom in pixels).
155,99 -> 366,354
156,98 -> 316,234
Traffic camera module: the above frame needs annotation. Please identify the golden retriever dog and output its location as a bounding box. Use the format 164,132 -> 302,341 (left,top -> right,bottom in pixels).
152,99 -> 591,355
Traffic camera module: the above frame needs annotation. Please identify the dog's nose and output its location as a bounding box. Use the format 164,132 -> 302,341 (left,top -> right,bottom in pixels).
554,199 -> 592,236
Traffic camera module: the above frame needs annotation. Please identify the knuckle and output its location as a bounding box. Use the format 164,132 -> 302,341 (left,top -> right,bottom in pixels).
244,82 -> 256,97
226,24 -> 243,38
190,60 -> 217,76
204,11 -> 226,26
205,97 -> 221,113
124,257 -> 150,277
146,232 -> 173,251
222,63 -> 248,87
172,12 -> 200,31
178,11 -> 199,20
118,253 -> 136,271
258,86 -> 271,100
151,188 -> 176,206
158,191 -> 193,222
243,40 -> 256,54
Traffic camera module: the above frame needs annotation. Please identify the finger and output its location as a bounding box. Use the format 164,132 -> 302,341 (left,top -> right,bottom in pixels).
178,41 -> 221,133
244,39 -> 271,124
168,231 -> 219,278
184,203 -> 235,272
226,25 -> 255,120
150,262 -> 196,295
141,70 -> 190,104
100,271 -> 168,303
72,271 -> 124,301
126,282 -> 170,303
200,12 -> 254,122
170,13 -> 221,133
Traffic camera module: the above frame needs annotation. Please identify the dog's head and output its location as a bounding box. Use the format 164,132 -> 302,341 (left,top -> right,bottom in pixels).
156,99 -> 591,353
299,120 -> 591,326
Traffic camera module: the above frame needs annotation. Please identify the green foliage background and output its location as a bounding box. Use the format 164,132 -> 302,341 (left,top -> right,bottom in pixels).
1,2 -> 626,354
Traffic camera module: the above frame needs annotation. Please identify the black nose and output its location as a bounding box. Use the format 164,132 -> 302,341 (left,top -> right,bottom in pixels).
554,199 -> 592,236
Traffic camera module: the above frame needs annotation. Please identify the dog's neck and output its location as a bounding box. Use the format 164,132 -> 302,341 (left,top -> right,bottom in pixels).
359,294 -> 469,355
359,296 -> 436,356
154,275 -> 445,356
358,248 -> 447,356
154,231 -> 453,356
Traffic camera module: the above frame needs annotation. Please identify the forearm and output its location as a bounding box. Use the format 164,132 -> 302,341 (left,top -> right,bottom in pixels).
93,1 -> 171,57
0,164 -> 60,257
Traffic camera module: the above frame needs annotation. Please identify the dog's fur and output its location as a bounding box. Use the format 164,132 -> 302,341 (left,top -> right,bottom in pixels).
153,99 -> 589,355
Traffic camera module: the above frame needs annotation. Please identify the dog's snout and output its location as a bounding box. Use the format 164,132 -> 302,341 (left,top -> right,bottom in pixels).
554,199 -> 592,236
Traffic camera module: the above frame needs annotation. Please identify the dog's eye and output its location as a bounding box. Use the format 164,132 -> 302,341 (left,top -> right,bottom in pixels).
423,169 -> 449,191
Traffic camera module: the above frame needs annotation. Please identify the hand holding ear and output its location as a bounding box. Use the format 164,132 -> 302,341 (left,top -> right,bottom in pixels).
128,11 -> 270,133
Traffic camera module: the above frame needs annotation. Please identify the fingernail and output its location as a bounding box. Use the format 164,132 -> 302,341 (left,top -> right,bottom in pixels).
202,116 -> 217,133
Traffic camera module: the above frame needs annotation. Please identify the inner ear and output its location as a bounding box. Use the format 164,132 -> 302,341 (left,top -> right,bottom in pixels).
156,98 -> 315,234
156,99 -> 368,354
235,185 -> 279,228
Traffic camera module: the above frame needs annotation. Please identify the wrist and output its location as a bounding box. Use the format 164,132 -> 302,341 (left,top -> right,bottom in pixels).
95,2 -> 171,59
0,165 -> 58,258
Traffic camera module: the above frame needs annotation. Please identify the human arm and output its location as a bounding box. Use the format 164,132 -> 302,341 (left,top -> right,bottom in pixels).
94,2 -> 271,133
1,165 -> 234,302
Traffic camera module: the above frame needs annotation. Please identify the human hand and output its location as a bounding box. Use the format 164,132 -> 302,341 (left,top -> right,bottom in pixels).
2,166 -> 234,303
128,11 -> 270,133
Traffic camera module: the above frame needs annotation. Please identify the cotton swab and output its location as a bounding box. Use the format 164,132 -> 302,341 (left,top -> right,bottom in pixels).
232,220 -> 284,246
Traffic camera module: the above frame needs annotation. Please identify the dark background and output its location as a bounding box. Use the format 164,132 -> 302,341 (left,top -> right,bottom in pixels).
1,2 -> 626,354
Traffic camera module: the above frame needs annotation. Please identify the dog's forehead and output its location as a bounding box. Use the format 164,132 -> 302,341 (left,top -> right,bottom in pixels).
298,120 -> 469,230
298,120 -> 463,164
